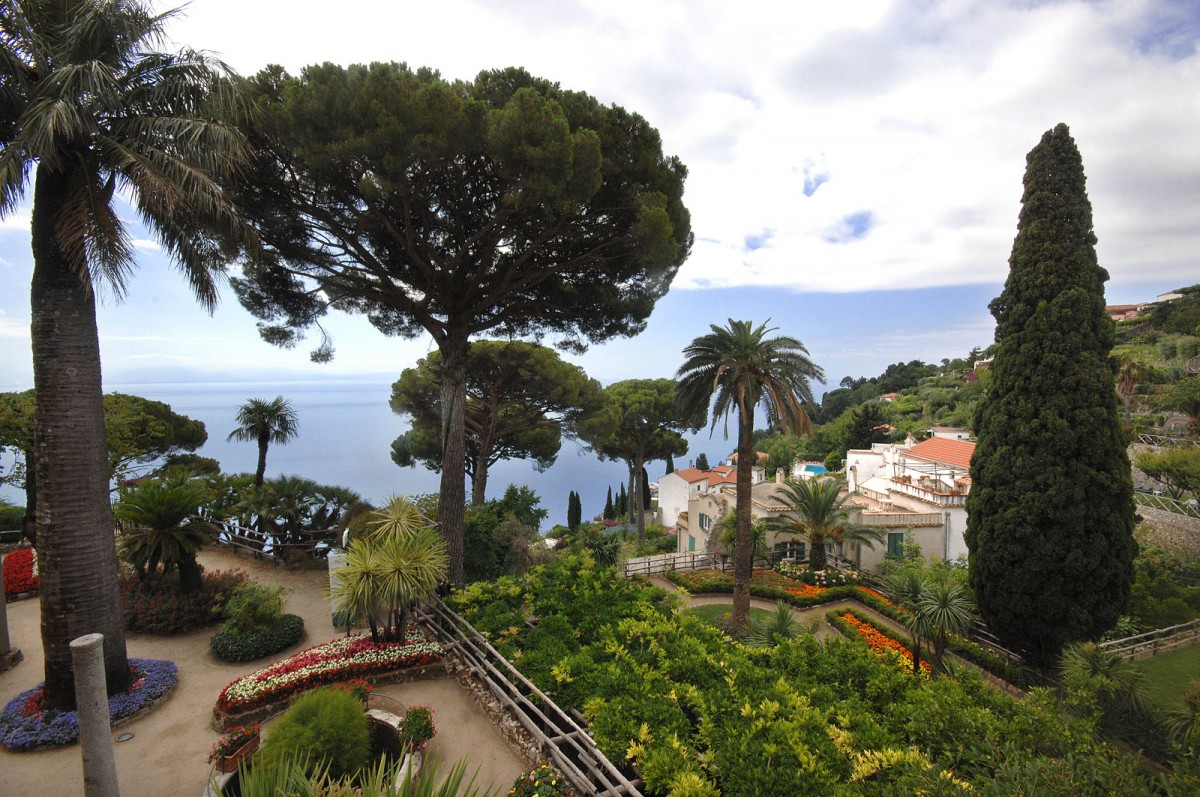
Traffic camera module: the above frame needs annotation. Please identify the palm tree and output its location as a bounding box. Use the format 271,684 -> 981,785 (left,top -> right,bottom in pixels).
677,319 -> 823,631
114,477 -> 216,592
228,396 -> 300,486
330,497 -> 448,645
0,0 -> 249,708
1059,641 -> 1151,726
1116,357 -> 1149,427
767,477 -> 883,573
718,512 -> 768,564
889,568 -> 974,674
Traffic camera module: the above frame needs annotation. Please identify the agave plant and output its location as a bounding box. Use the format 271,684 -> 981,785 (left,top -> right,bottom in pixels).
115,477 -> 216,591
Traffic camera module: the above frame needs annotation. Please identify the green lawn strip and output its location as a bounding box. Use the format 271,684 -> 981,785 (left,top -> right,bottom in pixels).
682,602 -> 772,627
1138,642 -> 1200,710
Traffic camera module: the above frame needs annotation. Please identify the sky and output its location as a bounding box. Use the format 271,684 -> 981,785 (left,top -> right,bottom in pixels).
2,0 -> 1199,393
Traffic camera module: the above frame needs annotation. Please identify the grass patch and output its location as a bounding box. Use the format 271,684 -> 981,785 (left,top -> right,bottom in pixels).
683,603 -> 772,628
1138,642 -> 1200,710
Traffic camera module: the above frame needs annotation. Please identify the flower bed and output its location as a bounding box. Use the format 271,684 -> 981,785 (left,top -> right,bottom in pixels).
215,629 -> 444,718
3,547 -> 38,599
509,763 -> 570,796
120,569 -> 248,634
0,658 -> 177,751
828,608 -> 930,676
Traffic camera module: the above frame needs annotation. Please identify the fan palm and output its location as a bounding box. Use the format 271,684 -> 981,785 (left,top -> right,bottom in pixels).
718,512 -> 768,563
888,568 -> 974,674
767,477 -> 883,573
1115,357 -> 1149,427
227,396 -> 300,486
0,0 -> 250,708
677,319 -> 823,631
114,478 -> 216,591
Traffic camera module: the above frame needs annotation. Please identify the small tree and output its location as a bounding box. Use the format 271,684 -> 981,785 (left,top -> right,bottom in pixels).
695,453 -> 710,471
329,496 -> 447,645
1161,377 -> 1200,437
114,477 -> 216,592
227,397 -> 300,487
766,477 -> 882,572
603,487 -> 615,520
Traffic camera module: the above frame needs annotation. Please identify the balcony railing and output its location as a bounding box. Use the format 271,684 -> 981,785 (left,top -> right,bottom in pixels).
889,479 -> 967,507
851,510 -> 945,527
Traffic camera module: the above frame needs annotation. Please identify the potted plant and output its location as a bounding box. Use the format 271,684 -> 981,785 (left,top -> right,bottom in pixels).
399,705 -> 436,752
209,723 -> 261,773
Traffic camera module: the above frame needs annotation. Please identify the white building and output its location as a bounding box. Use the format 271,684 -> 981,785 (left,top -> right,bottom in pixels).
658,454 -> 765,530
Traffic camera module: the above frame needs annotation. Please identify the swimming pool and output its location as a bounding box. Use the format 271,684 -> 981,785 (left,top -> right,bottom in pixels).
798,463 -> 828,475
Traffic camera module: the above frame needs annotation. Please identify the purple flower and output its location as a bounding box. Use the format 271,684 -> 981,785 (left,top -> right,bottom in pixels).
1,658 -> 177,751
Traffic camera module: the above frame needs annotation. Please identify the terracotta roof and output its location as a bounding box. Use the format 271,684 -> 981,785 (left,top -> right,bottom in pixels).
900,437 -> 975,470
671,467 -> 711,484
727,451 -> 768,464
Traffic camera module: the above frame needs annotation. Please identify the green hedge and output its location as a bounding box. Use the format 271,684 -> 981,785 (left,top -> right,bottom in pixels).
210,614 -> 305,662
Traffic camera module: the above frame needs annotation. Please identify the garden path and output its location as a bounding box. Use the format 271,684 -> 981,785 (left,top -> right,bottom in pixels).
0,547 -> 530,797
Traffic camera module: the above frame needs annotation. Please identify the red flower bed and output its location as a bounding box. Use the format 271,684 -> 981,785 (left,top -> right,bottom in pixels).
3,547 -> 38,598
785,583 -> 826,599
838,611 -> 930,674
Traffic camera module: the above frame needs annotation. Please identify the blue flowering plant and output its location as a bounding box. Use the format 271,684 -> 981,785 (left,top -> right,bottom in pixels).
0,658 -> 177,751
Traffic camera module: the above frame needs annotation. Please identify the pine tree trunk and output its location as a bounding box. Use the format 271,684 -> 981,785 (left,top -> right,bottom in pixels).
438,335 -> 469,585
471,447 -> 489,506
731,405 -> 755,632
30,165 -> 131,710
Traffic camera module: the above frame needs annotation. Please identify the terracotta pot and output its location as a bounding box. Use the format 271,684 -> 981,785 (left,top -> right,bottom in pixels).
216,736 -> 260,773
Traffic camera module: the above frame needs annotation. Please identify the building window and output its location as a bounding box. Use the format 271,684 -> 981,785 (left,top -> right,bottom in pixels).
699,512 -> 712,531
887,532 -> 904,557
774,540 -> 806,561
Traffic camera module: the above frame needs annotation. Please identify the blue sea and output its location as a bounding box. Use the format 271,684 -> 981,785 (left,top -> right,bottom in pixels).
2,380 -> 733,530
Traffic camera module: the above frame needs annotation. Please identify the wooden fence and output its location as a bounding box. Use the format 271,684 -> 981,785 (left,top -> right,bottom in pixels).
1133,492 -> 1200,519
416,598 -> 644,796
1099,618 -> 1200,660
1136,433 -> 1199,448
211,521 -> 338,563
621,551 -> 718,577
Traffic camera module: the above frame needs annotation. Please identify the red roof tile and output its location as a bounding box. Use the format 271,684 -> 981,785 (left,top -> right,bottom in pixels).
901,437 -> 975,470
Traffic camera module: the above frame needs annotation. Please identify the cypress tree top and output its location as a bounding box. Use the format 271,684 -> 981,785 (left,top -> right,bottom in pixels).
966,123 -> 1137,666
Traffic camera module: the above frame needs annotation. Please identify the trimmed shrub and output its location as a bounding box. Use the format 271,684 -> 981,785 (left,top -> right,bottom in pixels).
256,687 -> 370,780
221,582 -> 287,635
0,504 -> 24,531
210,614 -> 305,662
120,569 -> 247,634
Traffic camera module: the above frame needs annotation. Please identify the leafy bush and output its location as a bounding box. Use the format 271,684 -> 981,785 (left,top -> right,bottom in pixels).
120,569 -> 247,634
210,614 -> 305,662
257,688 -> 370,780
3,546 -> 38,597
398,705 -> 436,752
221,582 -> 288,635
0,503 -> 24,530
509,764 -> 570,796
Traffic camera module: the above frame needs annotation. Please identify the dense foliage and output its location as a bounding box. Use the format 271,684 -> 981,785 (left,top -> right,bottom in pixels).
463,485 -> 548,583
210,614 -> 305,663
119,569 -> 248,635
449,556 -> 1173,795
967,124 -> 1137,665
256,688 -> 371,780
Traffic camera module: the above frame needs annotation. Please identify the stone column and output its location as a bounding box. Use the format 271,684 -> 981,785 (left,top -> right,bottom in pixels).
0,554 -> 23,671
71,633 -> 120,797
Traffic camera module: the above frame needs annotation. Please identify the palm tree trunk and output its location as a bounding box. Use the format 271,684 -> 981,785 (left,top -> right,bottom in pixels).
31,165 -> 131,709
254,433 -> 269,487
21,448 -> 36,547
438,335 -> 469,585
731,404 -> 755,632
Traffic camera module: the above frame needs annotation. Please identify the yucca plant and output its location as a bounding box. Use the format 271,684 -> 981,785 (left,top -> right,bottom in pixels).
330,497 -> 447,644
221,752 -> 494,797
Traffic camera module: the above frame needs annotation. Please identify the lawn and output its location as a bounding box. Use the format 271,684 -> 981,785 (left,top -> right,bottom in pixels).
683,603 -> 772,628
1138,642 -> 1200,710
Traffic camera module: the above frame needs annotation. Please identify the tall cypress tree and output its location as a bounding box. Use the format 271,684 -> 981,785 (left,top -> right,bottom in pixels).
567,491 -> 581,530
617,483 -> 627,518
966,123 -> 1136,666
603,486 -> 614,520
641,467 -> 652,513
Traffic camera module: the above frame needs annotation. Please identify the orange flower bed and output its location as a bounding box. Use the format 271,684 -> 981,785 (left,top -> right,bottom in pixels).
839,612 -> 930,674
784,583 -> 826,599
857,587 -> 896,608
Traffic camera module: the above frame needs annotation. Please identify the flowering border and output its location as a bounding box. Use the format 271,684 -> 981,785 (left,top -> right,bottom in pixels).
0,658 -> 177,751
3,547 -> 39,599
216,629 -> 444,716
828,608 -> 930,676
